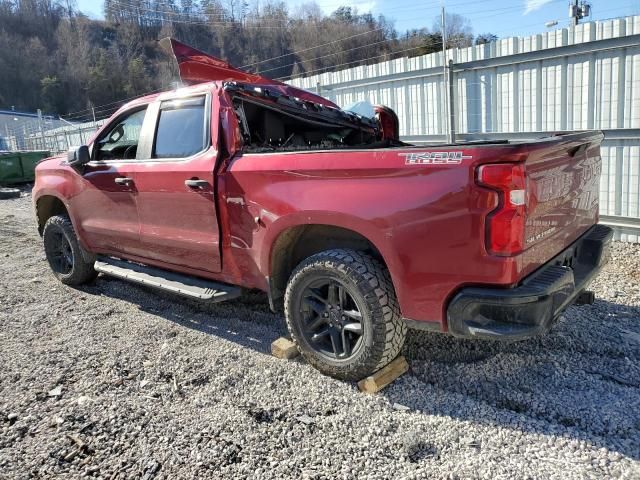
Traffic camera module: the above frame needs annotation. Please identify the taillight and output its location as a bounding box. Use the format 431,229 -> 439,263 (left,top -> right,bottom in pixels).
477,163 -> 528,256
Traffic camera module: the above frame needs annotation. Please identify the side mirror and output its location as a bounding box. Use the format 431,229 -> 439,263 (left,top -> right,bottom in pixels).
67,145 -> 90,168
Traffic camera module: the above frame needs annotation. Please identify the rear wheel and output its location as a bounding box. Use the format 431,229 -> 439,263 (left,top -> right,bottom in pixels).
43,215 -> 97,285
284,249 -> 406,381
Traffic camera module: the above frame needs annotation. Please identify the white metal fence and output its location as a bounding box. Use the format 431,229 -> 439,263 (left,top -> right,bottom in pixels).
0,111 -> 70,151
16,120 -> 106,153
289,15 -> 640,241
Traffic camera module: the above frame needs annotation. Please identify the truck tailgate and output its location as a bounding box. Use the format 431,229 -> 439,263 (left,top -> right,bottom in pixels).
521,131 -> 604,276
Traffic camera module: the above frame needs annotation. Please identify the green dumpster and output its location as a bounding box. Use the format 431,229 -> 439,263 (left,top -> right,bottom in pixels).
0,151 -> 50,184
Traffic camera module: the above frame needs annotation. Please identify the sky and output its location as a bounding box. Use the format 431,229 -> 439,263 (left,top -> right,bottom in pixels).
76,0 -> 639,38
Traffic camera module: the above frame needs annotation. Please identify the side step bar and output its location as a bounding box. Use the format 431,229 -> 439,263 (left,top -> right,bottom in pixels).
94,257 -> 241,302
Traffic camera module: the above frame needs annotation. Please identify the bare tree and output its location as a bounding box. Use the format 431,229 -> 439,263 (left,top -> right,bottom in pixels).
432,12 -> 474,48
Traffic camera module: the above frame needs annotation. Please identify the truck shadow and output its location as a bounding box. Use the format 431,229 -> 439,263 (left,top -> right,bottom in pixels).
388,299 -> 640,460
81,277 -> 639,460
82,275 -> 288,355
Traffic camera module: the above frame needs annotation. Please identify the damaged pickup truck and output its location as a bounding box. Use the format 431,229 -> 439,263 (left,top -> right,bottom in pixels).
33,38 -> 612,380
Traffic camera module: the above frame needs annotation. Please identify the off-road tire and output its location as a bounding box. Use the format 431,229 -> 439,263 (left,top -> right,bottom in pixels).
43,215 -> 97,285
0,187 -> 20,199
284,249 -> 407,381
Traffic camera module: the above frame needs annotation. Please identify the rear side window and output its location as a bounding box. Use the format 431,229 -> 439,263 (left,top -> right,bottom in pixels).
153,96 -> 207,158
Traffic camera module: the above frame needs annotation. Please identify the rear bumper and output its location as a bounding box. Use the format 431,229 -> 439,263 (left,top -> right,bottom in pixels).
446,224 -> 613,340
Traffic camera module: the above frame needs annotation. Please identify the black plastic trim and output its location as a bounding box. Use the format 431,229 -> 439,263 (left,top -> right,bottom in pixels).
403,318 -> 443,332
447,224 -> 613,340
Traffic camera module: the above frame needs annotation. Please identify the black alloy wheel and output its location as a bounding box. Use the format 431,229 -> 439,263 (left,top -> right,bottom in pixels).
299,278 -> 365,361
42,215 -> 97,285
45,228 -> 74,275
284,249 -> 407,380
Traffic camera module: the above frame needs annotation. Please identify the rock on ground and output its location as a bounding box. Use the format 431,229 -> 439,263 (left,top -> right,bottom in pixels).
0,189 -> 639,479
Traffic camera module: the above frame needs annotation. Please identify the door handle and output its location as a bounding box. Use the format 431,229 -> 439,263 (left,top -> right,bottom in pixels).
114,177 -> 133,185
185,179 -> 209,189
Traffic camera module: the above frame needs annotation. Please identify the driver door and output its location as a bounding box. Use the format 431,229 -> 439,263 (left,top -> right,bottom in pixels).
73,106 -> 147,256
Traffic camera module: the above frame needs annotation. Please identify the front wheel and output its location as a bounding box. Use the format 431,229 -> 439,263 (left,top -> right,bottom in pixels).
284,249 -> 406,381
43,215 -> 97,285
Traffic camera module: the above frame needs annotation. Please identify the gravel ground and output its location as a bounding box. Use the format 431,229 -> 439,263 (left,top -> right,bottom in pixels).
0,188 -> 639,480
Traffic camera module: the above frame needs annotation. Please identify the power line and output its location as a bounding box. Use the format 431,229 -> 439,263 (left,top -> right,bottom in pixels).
56,10 -> 539,119
252,1 -> 564,75
62,88 -> 164,118
241,0 -> 565,74
112,0 -> 233,17
281,4 -> 637,83
240,27 -> 386,69
103,0 -> 549,76
255,36 -> 400,76
105,0 -> 518,40
458,0 -> 563,22
66,3 -> 636,121
104,7 -> 287,28
62,41 -> 423,121
141,0 -> 488,18
107,0 -> 238,20
105,1 -> 289,28
278,1 -> 640,82
63,93 -> 159,121
277,40 -> 444,82
63,90 -> 162,118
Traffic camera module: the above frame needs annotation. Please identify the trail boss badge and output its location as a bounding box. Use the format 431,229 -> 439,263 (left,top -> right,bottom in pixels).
400,151 -> 472,165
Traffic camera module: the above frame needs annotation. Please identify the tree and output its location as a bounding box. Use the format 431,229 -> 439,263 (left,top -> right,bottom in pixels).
475,33 -> 498,45
0,0 -> 494,117
332,6 -> 354,23
432,12 -> 474,49
126,58 -> 151,96
41,76 -> 65,112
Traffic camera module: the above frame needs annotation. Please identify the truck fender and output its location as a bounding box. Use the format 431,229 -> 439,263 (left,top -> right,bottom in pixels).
260,210 -> 402,294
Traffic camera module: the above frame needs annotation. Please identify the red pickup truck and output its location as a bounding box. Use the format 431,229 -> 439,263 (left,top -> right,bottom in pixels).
33,39 -> 612,380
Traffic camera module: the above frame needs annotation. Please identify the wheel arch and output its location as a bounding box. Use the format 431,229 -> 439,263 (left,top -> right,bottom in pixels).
35,194 -> 70,236
267,222 -> 396,312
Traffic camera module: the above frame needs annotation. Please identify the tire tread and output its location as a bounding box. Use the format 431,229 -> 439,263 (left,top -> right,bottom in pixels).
43,215 -> 97,285
284,248 -> 406,380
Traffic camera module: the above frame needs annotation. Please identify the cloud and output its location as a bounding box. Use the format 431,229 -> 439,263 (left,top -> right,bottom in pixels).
524,0 -> 554,15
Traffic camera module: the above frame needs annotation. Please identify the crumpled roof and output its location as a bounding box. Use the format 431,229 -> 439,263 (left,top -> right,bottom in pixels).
159,38 -> 338,109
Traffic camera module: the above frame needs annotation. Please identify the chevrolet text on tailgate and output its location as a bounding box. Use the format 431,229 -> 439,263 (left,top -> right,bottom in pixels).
33,39 -> 613,380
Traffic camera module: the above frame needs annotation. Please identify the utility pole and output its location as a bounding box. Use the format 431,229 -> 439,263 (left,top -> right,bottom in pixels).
570,0 -> 579,25
448,59 -> 456,144
441,7 -> 448,143
37,109 -> 46,151
441,7 -> 455,144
